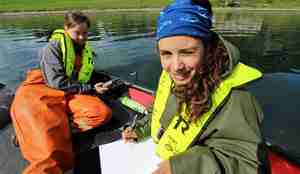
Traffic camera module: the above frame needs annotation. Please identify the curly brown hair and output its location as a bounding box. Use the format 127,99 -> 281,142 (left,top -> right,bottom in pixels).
172,33 -> 229,122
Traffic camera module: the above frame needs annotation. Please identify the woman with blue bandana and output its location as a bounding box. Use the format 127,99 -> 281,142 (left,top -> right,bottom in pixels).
122,0 -> 267,173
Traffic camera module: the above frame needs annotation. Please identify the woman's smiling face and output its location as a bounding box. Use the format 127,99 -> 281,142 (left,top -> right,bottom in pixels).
158,35 -> 205,86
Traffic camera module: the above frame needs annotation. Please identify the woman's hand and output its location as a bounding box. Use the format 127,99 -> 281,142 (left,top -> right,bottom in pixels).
152,160 -> 172,174
122,127 -> 138,143
94,82 -> 109,94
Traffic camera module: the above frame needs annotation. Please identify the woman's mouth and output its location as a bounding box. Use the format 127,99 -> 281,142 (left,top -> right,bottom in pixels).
172,71 -> 190,81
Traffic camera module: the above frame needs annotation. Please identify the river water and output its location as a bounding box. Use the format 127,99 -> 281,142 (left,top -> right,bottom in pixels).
1,10 -> 300,89
0,10 -> 299,162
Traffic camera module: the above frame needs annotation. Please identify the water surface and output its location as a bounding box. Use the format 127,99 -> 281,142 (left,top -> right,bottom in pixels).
0,10 -> 299,160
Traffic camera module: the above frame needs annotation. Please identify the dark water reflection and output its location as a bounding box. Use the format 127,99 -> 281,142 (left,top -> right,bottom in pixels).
1,11 -> 300,89
0,10 -> 299,160
0,12 -> 160,90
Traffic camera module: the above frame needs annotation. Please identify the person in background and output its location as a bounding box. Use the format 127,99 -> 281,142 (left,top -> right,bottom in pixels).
40,11 -> 112,131
122,0 -> 267,173
10,11 -> 112,174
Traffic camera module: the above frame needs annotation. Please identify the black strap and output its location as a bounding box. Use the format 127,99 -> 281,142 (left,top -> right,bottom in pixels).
257,141 -> 271,174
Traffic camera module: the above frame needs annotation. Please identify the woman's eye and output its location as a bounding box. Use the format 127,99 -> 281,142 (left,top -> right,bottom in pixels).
160,51 -> 172,57
181,51 -> 194,55
161,55 -> 171,60
76,31 -> 79,35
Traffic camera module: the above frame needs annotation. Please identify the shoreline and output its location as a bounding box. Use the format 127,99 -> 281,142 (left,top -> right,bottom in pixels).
1,7 -> 300,16
0,8 -> 161,16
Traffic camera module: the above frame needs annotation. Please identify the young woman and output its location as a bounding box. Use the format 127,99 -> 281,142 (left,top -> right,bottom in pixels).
122,0 -> 266,174
10,11 -> 111,173
40,11 -> 112,132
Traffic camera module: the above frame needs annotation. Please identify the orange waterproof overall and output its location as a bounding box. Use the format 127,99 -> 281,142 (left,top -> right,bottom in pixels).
10,69 -> 112,174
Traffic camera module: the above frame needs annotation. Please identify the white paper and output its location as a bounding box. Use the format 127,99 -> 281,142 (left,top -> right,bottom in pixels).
99,138 -> 161,174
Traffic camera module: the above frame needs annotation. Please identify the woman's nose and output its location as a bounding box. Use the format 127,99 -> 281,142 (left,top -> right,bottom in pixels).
172,55 -> 184,71
78,35 -> 84,40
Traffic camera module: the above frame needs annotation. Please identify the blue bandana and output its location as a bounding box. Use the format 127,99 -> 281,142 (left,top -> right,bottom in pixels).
156,0 -> 213,41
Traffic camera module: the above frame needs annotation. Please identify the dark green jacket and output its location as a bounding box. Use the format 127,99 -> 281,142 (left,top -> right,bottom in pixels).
134,32 -> 264,174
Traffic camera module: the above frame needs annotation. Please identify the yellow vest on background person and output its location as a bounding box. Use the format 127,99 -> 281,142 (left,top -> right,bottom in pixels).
151,63 -> 262,160
49,29 -> 94,83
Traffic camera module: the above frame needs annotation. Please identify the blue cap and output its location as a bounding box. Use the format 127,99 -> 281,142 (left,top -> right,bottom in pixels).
156,0 -> 213,41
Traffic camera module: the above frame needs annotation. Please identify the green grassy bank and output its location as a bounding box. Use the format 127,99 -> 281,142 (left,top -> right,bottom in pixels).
0,0 -> 170,13
211,0 -> 300,8
1,0 -> 300,13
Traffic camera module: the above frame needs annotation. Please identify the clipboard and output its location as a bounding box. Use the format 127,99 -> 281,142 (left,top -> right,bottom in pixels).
99,138 -> 161,174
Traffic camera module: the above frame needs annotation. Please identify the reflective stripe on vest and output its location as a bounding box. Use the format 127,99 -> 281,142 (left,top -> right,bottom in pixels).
49,29 -> 94,83
151,63 -> 262,160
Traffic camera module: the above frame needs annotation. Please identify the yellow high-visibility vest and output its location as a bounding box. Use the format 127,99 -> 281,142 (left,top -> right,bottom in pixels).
151,63 -> 262,160
50,29 -> 94,83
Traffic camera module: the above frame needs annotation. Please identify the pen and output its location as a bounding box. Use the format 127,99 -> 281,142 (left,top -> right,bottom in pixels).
129,114 -> 138,129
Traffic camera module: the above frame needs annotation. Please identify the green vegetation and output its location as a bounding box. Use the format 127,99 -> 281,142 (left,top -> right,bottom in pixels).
0,0 -> 171,13
0,0 -> 300,13
211,0 -> 300,8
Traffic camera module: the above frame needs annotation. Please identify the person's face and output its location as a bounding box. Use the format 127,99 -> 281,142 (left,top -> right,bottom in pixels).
65,22 -> 89,46
158,35 -> 205,86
